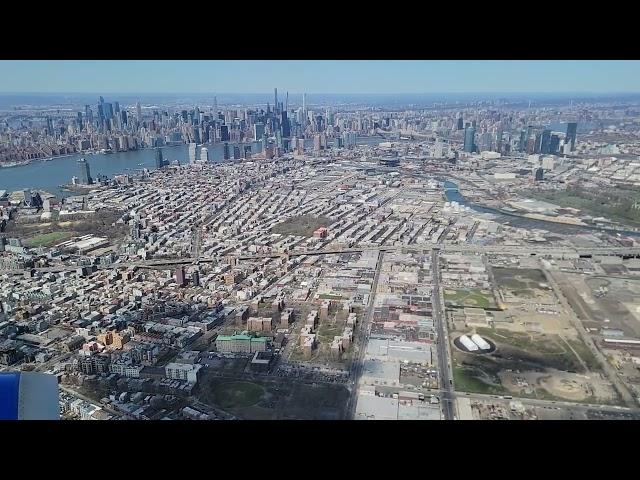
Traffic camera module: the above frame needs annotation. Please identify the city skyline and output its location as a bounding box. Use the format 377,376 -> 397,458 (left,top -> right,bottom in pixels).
2,60 -> 640,94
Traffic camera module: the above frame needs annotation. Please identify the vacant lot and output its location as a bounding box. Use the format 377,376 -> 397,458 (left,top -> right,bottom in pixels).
271,214 -> 330,237
444,288 -> 495,309
5,209 -> 128,246
450,325 -> 605,397
23,231 -> 73,247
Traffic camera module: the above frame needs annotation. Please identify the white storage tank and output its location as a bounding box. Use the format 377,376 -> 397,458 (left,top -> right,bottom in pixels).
459,335 -> 479,352
471,334 -> 491,351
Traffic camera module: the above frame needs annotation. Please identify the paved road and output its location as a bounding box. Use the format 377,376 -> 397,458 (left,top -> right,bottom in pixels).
457,390 -> 640,417
431,248 -> 456,420
346,250 -> 384,420
4,244 -> 640,275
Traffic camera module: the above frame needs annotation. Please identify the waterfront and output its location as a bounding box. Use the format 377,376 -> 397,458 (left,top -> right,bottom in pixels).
0,137 -> 385,195
443,180 -> 640,237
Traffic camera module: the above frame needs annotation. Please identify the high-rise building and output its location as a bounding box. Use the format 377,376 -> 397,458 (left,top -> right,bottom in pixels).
274,88 -> 278,114
223,142 -> 230,160
175,267 -> 186,287
77,158 -> 92,185
136,102 -> 142,122
220,125 -> 230,142
253,123 -> 265,141
463,127 -> 476,153
533,167 -> 544,182
155,148 -> 165,170
188,143 -> 197,164
540,129 -> 551,154
457,117 -> 464,130
200,147 -> 209,163
566,122 -> 577,151
233,146 -> 241,159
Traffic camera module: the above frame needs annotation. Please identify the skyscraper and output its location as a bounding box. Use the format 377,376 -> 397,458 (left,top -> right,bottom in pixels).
253,123 -> 265,141
540,129 -> 551,154
77,158 -> 92,185
566,122 -> 577,151
302,93 -> 306,114
155,148 -> 165,170
220,125 -> 230,142
136,102 -> 142,123
223,142 -> 230,160
188,143 -> 197,164
463,127 -> 476,153
274,88 -> 278,114
200,147 -> 209,163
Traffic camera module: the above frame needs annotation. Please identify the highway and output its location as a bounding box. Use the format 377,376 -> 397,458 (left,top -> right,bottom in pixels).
345,250 -> 384,420
4,244 -> 640,276
431,248 -> 456,420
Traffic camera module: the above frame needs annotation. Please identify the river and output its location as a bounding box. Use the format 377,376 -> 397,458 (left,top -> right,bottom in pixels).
443,180 -> 640,238
0,136 -> 386,195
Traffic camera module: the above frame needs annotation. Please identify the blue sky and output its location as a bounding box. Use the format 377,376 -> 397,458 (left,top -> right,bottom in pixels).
0,60 -> 639,94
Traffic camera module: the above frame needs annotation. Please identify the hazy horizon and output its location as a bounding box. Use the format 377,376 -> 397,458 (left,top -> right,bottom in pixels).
2,61 -> 640,94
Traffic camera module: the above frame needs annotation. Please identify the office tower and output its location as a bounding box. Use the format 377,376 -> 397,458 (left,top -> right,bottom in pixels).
285,91 -> 289,112
253,122 -> 265,141
99,96 -> 104,105
114,101 -> 120,114
233,146 -> 241,159
188,143 -> 197,164
213,96 -> 218,114
518,129 -> 527,152
540,129 -> 551,154
77,158 -> 92,185
244,145 -> 252,159
343,131 -> 357,149
457,117 -> 464,130
302,93 -> 306,113
463,126 -> 476,153
194,128 -> 201,144
121,110 -> 128,126
274,88 -> 278,114
175,267 -> 186,287
103,102 -> 113,121
155,148 -> 164,170
566,122 -> 577,151
76,112 -> 83,131
136,102 -> 142,122
314,134 -> 322,151
549,135 -> 560,154
281,111 -> 290,137
85,105 -> 93,126
334,137 -> 344,148
223,142 -> 230,160
45,116 -> 54,136
200,147 -> 209,163
192,271 -> 200,287
220,125 -> 230,142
